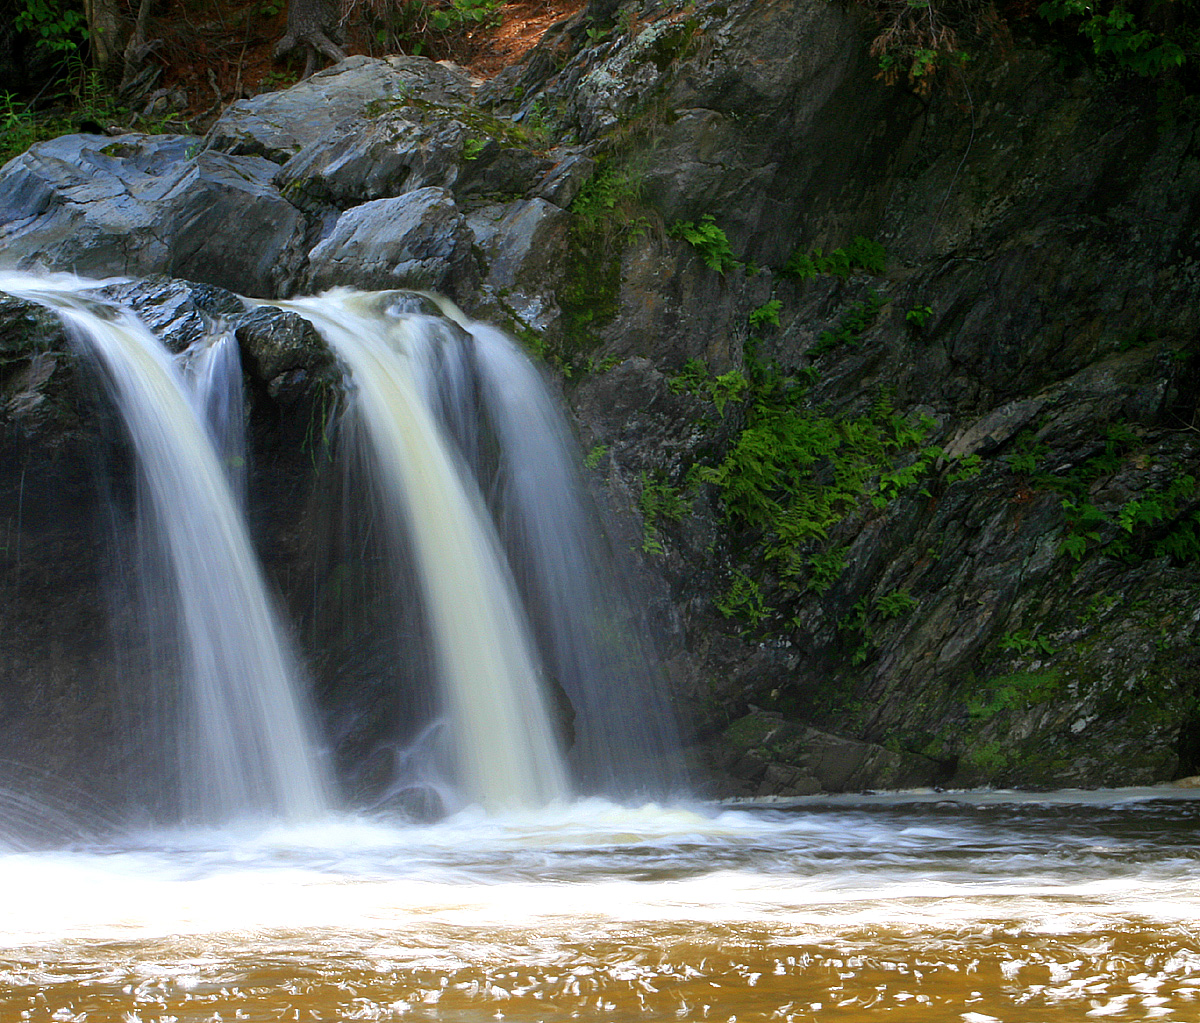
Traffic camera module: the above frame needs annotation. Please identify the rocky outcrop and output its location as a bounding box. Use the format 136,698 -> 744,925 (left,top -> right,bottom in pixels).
2,0 -> 1200,797
0,135 -> 308,296
304,187 -> 478,295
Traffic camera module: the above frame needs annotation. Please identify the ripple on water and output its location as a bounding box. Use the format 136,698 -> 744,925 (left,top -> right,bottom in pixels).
2,793 -> 1200,1020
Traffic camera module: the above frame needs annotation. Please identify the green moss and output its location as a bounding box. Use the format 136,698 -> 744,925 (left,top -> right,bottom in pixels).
725,712 -> 779,750
636,18 -> 702,73
965,669 -> 1063,721
556,164 -> 648,366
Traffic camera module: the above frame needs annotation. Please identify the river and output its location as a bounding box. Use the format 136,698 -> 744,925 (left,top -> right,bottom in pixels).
3,789 -> 1199,1021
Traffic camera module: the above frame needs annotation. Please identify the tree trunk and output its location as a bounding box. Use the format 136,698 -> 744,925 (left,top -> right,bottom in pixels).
85,0 -> 126,73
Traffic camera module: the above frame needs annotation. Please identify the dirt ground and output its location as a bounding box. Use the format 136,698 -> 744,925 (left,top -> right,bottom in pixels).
142,0 -> 583,120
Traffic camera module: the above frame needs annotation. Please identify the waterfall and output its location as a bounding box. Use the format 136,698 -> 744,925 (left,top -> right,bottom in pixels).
275,290 -> 571,810
429,304 -> 683,796
0,272 -> 330,823
1,271 -> 681,820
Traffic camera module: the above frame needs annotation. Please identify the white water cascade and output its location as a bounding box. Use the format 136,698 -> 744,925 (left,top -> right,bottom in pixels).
277,289 -> 570,810
0,272 -> 330,823
429,303 -> 683,796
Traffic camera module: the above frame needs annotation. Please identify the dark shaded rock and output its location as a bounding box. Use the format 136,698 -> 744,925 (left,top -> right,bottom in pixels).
530,150 -> 596,209
703,709 -> 941,795
275,107 -> 468,211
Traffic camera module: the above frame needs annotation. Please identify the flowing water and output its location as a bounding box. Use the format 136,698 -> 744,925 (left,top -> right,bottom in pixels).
3,275 -> 1198,1021
2,790 -> 1199,1022
0,272 -> 330,823
275,289 -> 570,810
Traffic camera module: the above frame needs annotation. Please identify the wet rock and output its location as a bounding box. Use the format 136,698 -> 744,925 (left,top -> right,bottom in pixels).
474,198 -> 571,291
0,135 -> 306,297
716,709 -> 941,794
209,54 -> 478,164
303,186 -> 477,297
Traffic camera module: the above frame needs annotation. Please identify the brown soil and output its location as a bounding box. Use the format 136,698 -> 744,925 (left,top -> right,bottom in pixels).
463,0 -> 580,78
142,0 -> 582,123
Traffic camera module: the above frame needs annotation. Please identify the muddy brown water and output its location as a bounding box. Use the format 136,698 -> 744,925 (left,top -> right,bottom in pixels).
3,791 -> 1199,1022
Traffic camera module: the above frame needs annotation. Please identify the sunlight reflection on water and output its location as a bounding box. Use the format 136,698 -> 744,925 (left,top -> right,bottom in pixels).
3,790 -> 1200,1021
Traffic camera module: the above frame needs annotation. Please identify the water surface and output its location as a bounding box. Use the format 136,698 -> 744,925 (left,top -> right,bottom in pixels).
3,790 -> 1199,1021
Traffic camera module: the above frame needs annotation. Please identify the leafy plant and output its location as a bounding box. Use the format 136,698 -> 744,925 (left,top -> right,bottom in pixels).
462,137 -> 487,160
876,589 -> 918,618
14,0 -> 87,56
639,472 -> 689,554
947,452 -> 983,483
668,360 -> 749,415
669,215 -> 741,274
809,290 -> 884,357
668,358 -> 710,395
584,444 -> 608,469
996,630 -> 1057,657
807,545 -> 849,594
716,571 -> 771,630
1038,0 -> 1186,77
710,370 -> 750,416
748,299 -> 783,330
351,0 -> 502,64
783,237 -> 886,279
906,304 -> 933,329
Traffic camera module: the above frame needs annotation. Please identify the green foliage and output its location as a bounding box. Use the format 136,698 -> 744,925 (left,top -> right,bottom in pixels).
669,215 -> 741,274
697,387 -> 938,594
876,589 -> 918,619
559,164 -> 647,365
668,358 -> 710,395
639,472 -> 689,555
807,545 -> 849,594
0,60 -> 142,166
748,299 -> 782,330
1038,0 -> 1186,77
905,304 -> 933,329
1003,431 -> 1050,475
809,290 -> 884,357
14,0 -> 87,56
716,571 -> 771,629
966,740 -> 1011,773
996,630 -> 1057,657
0,93 -> 39,165
668,360 -> 750,416
584,444 -> 608,469
710,370 -> 750,416
947,452 -> 983,483
367,0 -> 502,58
839,589 -> 917,663
462,137 -> 487,160
966,670 -> 1063,721
783,237 -> 886,279
571,165 -> 645,236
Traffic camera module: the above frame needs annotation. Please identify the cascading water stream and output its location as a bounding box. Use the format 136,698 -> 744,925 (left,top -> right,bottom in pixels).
0,272 -> 330,823
425,303 -> 683,796
181,323 -> 248,505
275,288 -> 570,810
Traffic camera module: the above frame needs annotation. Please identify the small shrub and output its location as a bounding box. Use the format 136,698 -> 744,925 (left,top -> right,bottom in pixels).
669,215 -> 741,274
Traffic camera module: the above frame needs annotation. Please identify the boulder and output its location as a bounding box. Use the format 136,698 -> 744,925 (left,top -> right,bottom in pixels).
303,186 -> 477,296
0,134 -> 307,297
209,54 -> 479,164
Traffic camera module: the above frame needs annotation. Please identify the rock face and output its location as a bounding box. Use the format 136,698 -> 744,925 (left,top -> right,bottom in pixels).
2,0 -> 1200,798
0,135 -> 308,296
304,187 -> 478,295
